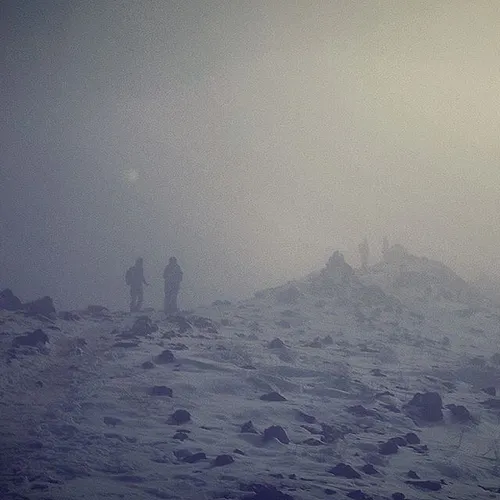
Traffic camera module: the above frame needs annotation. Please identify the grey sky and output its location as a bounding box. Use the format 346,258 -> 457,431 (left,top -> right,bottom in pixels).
2,1 -> 500,310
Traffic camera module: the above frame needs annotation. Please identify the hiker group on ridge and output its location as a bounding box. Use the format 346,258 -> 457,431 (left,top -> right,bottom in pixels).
126,257 -> 183,315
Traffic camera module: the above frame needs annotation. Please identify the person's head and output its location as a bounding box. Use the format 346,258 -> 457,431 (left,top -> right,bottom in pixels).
169,256 -> 177,265
135,257 -> 143,267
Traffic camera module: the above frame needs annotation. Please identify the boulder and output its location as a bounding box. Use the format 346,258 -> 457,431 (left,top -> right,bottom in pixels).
182,452 -> 206,463
327,463 -> 361,479
213,454 -> 234,467
404,432 -> 420,445
446,404 -> 474,423
379,440 -> 398,455
263,425 -> 289,444
0,289 -> 22,311
268,338 -> 285,349
167,409 -> 191,425
12,329 -> 49,348
404,392 -> 443,422
24,296 -> 56,317
405,480 -> 441,491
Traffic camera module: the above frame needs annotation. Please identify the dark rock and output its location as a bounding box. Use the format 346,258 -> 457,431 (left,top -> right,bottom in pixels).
172,431 -> 189,441
324,488 -> 336,495
327,463 -> 361,479
480,399 -> 500,409
103,416 -> 123,427
167,409 -> 191,425
391,493 -> 405,500
389,436 -> 407,447
241,483 -> 295,500
12,329 -> 49,348
233,448 -> 245,455
407,470 -> 420,479
347,490 -> 372,499
405,480 -> 442,491
404,432 -> 420,445
276,320 -> 291,328
288,474 -> 296,480
150,386 -> 173,397
303,438 -> 323,446
168,315 -> 192,333
241,420 -> 258,434
321,423 -> 348,443
370,368 -> 386,377
86,304 -> 108,316
155,349 -> 175,364
379,440 -> 398,455
268,338 -> 285,349
260,391 -> 287,402
190,316 -> 218,333
141,361 -> 155,369
242,364 -> 257,370
23,296 -> 56,317
113,341 -> 139,348
213,454 -> 234,467
269,473 -> 284,479
182,452 -> 206,463
347,405 -> 379,418
132,315 -> 158,336
0,289 -> 23,310
405,392 -> 443,422
361,464 -> 378,475
59,311 -> 80,321
263,425 -> 289,444
323,335 -> 334,344
380,403 -> 401,413
296,410 -> 316,423
447,404 -> 474,422
482,386 -> 496,397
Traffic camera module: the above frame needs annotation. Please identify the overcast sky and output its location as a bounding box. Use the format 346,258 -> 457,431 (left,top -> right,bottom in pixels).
2,1 -> 500,310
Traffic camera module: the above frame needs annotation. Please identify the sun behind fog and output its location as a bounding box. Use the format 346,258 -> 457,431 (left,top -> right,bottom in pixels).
123,168 -> 139,184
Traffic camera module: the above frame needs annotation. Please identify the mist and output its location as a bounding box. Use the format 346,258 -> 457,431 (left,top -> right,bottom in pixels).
2,1 -> 500,310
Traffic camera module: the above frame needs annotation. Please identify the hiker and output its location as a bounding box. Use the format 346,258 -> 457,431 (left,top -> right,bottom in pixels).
126,258 -> 149,312
163,256 -> 183,315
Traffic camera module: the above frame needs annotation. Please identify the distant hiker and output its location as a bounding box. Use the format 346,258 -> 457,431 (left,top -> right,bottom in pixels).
126,258 -> 149,312
163,256 -> 183,315
358,237 -> 369,271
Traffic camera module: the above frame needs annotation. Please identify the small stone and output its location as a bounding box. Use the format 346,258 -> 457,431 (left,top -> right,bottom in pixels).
150,386 -> 173,397
213,454 -> 234,467
407,470 -> 420,479
391,493 -> 405,500
182,452 -> 206,463
103,416 -> 123,427
155,349 -> 175,364
141,361 -> 155,369
328,463 -> 361,479
167,409 -> 191,425
296,410 -> 316,423
268,338 -> 285,349
347,489 -> 372,500
379,440 -> 398,455
324,488 -> 336,495
233,449 -> 245,455
240,420 -> 258,434
263,425 -> 290,444
404,432 -> 420,445
361,464 -> 378,475
260,391 -> 287,402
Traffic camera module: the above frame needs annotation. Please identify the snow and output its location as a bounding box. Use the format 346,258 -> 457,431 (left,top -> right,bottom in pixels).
2,252 -> 500,499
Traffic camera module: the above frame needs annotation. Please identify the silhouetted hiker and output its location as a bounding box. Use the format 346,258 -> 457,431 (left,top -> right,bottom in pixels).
163,256 -> 183,315
126,258 -> 149,312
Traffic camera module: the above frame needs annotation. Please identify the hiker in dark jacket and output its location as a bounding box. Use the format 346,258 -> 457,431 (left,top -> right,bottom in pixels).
126,258 -> 149,312
163,256 -> 183,315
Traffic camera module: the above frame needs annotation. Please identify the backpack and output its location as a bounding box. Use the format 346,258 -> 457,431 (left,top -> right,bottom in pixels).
125,267 -> 134,285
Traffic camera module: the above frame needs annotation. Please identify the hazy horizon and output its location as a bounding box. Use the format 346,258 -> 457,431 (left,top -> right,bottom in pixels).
2,1 -> 500,310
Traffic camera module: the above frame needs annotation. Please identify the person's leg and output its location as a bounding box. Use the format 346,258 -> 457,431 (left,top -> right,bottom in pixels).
136,287 -> 143,311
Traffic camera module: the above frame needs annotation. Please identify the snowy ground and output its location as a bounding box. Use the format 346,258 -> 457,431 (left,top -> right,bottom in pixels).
2,257 -> 500,499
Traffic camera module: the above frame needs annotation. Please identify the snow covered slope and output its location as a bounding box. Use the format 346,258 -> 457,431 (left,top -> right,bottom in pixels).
2,251 -> 500,500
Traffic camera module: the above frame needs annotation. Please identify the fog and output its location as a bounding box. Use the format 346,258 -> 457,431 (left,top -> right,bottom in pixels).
2,1 -> 500,310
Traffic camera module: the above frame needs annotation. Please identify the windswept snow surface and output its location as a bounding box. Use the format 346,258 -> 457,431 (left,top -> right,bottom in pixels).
2,259 -> 500,499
